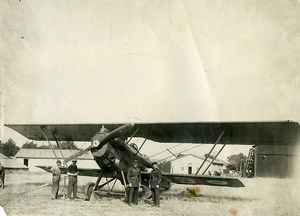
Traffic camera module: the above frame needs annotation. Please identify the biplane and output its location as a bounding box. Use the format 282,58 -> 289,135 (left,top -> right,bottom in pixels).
5,121 -> 300,200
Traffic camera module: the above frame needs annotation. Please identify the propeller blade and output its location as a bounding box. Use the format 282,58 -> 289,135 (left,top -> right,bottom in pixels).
64,123 -> 135,163
100,123 -> 135,145
65,145 -> 93,163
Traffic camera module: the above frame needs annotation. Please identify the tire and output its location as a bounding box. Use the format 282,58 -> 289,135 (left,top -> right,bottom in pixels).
84,182 -> 95,201
164,182 -> 172,191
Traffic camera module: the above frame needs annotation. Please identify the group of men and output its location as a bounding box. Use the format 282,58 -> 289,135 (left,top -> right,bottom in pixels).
127,160 -> 162,207
50,159 -> 78,200
50,159 -> 163,207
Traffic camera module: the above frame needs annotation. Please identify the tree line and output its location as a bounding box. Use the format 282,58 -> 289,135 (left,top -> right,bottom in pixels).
0,138 -> 78,157
203,152 -> 248,173
227,153 -> 248,172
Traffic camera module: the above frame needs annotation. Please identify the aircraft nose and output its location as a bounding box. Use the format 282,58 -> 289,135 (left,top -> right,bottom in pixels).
91,132 -> 106,148
91,138 -> 100,148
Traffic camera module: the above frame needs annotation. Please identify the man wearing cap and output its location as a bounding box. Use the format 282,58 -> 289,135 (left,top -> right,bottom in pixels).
50,160 -> 62,199
127,159 -> 141,206
149,162 -> 162,207
67,159 -> 79,201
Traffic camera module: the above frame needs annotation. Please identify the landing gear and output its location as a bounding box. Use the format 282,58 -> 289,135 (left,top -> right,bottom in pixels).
84,171 -> 102,201
84,171 -> 125,201
0,179 -> 3,190
160,181 -> 171,191
84,171 -> 165,202
84,182 -> 95,200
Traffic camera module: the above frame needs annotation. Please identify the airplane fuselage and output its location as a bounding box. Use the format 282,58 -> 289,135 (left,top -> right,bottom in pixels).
91,131 -> 152,173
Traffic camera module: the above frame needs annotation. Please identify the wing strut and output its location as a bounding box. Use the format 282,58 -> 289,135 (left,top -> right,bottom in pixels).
195,130 -> 225,175
202,144 -> 226,175
53,133 -> 67,165
120,170 -> 128,199
149,143 -> 182,158
126,128 -> 139,145
40,127 -> 58,160
166,148 -> 176,157
135,139 -> 147,156
156,144 -> 204,163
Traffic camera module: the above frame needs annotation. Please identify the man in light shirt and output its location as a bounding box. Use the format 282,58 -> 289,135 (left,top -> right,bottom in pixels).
50,160 -> 62,200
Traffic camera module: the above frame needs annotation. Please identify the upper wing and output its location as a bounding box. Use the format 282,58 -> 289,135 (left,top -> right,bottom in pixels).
6,124 -> 114,142
6,121 -> 300,145
141,172 -> 244,188
134,121 -> 300,145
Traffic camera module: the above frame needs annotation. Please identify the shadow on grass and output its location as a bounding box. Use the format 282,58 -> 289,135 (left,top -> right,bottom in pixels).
163,192 -> 255,203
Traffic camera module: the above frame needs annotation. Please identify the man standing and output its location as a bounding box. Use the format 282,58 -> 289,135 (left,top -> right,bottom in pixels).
50,160 -> 62,200
149,162 -> 162,207
127,159 -> 141,206
67,159 -> 78,201
0,163 -> 5,189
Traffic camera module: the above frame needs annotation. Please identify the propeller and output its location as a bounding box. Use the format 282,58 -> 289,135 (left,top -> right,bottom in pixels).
65,123 -> 135,163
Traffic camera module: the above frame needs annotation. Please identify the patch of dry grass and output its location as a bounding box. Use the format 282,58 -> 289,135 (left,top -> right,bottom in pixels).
1,171 -> 300,216
164,178 -> 300,216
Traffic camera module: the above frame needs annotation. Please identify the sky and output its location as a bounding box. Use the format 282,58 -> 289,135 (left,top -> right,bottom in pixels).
1,0 -> 300,160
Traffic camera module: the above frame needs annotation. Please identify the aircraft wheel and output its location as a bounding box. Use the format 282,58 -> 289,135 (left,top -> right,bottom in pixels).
0,180 -> 3,190
164,182 -> 172,191
84,182 -> 95,201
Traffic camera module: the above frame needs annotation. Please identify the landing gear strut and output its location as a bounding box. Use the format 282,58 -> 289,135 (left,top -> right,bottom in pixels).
0,179 -> 3,190
84,171 -> 153,201
84,171 -> 102,200
84,171 -> 124,201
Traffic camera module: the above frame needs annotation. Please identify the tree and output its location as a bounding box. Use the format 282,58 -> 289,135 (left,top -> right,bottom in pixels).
22,141 -> 38,149
38,145 -> 51,149
20,141 -> 78,150
0,138 -> 20,157
227,153 -> 247,171
58,141 -> 78,149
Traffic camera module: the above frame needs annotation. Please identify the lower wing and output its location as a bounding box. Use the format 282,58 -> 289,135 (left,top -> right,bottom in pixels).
142,172 -> 244,188
37,166 -> 101,177
38,166 -> 244,188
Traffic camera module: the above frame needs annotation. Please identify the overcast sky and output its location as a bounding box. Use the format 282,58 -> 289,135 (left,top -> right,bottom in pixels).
1,0 -> 300,159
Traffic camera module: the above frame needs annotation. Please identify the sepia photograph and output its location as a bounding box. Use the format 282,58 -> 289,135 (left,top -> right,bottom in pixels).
1,0 -> 300,215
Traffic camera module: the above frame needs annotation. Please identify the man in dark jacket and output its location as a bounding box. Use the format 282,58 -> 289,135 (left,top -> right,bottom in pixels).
0,163 -> 5,189
67,159 -> 78,201
149,162 -> 162,207
127,159 -> 141,205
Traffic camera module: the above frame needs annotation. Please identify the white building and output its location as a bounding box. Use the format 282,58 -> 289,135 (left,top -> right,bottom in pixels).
161,154 -> 228,176
0,153 -> 28,171
15,149 -> 98,171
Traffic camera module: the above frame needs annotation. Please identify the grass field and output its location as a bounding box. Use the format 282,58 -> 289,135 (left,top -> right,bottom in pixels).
0,171 -> 299,216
